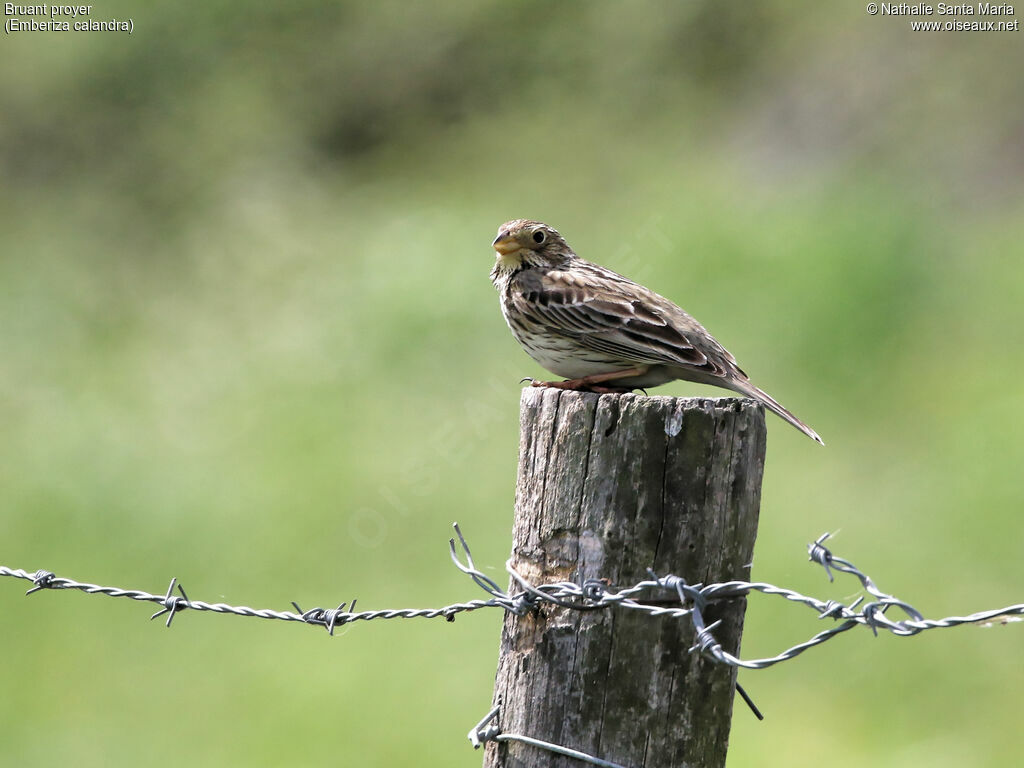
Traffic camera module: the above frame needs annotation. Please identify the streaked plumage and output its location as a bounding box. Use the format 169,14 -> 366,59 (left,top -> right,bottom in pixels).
490,219 -> 823,445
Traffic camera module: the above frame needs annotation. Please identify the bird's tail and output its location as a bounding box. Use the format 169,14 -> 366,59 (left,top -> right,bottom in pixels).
731,379 -> 824,446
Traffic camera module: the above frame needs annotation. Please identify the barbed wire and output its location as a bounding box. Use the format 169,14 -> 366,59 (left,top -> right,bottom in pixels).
2,526 -> 1022,653
469,705 -> 631,768
4,525 -> 1023,768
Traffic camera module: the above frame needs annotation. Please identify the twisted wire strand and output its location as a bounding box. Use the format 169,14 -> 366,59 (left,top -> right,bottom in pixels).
2,527 -> 1022,658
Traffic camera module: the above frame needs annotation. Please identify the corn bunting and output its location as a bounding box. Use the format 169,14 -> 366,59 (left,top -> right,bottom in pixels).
490,219 -> 823,444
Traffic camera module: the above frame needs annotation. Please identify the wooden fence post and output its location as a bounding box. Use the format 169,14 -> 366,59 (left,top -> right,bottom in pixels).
483,388 -> 767,768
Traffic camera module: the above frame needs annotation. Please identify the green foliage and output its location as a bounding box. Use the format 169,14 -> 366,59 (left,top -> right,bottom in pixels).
1,2 -> 1023,766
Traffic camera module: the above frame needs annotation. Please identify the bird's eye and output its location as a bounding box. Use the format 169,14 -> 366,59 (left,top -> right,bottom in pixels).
532,230 -> 546,244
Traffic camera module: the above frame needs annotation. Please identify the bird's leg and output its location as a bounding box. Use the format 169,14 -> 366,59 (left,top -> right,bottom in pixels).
526,366 -> 650,393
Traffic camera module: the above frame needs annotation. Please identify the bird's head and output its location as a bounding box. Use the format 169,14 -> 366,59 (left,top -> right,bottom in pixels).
491,219 -> 573,273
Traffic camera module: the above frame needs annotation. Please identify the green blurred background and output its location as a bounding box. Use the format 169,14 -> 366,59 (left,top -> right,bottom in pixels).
2,2 -> 1023,766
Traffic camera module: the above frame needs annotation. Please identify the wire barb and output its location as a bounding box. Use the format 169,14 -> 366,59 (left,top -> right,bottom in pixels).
25,569 -> 56,596
150,578 -> 190,627
468,705 -> 630,768
808,532 -> 836,581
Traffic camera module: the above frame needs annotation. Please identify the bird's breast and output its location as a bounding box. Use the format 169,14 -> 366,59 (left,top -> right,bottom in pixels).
498,297 -> 629,379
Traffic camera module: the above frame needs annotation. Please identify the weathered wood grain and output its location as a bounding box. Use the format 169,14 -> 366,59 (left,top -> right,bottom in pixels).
484,388 -> 767,768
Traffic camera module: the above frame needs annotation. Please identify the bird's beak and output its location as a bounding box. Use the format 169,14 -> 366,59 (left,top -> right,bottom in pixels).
492,231 -> 519,255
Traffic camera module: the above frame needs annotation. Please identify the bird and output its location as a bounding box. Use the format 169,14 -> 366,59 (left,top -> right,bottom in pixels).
490,219 -> 823,445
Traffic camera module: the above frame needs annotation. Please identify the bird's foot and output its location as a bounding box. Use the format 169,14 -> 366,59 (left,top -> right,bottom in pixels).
521,377 -> 585,390
521,370 -> 646,395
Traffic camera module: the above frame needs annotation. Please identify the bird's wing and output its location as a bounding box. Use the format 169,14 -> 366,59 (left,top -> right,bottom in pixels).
510,265 -> 743,380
